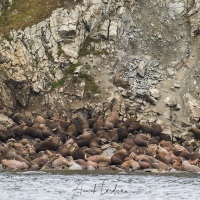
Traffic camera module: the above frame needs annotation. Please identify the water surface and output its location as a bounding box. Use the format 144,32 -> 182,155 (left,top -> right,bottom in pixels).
1,171 -> 200,200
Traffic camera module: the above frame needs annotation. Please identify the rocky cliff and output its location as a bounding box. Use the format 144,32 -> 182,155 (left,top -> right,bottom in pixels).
1,0 -> 200,143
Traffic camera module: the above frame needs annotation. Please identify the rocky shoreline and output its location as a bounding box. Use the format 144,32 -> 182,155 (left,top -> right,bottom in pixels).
0,100 -> 200,173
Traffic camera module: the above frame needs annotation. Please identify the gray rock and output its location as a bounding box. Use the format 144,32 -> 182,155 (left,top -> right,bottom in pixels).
0,114 -> 15,128
161,127 -> 172,141
69,163 -> 83,170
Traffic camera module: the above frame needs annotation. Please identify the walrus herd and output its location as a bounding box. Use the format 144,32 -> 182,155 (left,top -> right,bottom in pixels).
1,109 -> 200,173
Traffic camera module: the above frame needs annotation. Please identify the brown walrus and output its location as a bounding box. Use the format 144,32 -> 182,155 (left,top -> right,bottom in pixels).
12,113 -> 33,127
52,155 -> 70,169
76,132 -> 95,147
134,134 -> 149,147
111,149 -> 128,165
2,159 -> 29,171
140,123 -> 153,134
96,130 -> 110,141
123,118 -> 137,129
70,145 -> 85,160
23,126 -> 44,140
151,123 -> 162,136
77,115 -> 89,130
113,77 -> 129,89
181,159 -> 200,172
107,130 -> 119,142
144,93 -> 157,105
159,140 -> 174,152
85,155 -> 111,164
104,110 -> 119,129
121,160 -> 140,171
93,116 -> 104,133
31,154 -> 49,170
155,146 -> 172,165
117,126 -> 128,141
189,128 -> 200,139
89,137 -> 108,148
127,122 -> 141,133
83,147 -> 103,156
123,134 -> 136,150
35,136 -> 61,153
34,116 -> 46,124
66,124 -> 79,138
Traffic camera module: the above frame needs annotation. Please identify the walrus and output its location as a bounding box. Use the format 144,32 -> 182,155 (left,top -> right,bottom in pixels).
83,147 -> 103,156
54,128 -> 67,144
138,160 -> 151,169
96,130 -> 110,141
71,118 -> 83,133
93,116 -> 104,133
155,146 -> 172,165
2,159 -> 29,171
104,110 -> 119,129
31,154 -> 49,170
0,126 -> 13,141
77,115 -> 89,130
9,125 -> 24,138
121,160 -> 140,171
144,144 -> 158,156
134,134 -> 149,147
57,142 -> 76,157
1,148 -> 30,166
127,122 -> 141,133
189,128 -> 200,139
140,123 -> 153,134
117,126 -> 128,141
52,155 -> 70,169
34,116 -> 46,124
0,132 -> 7,142
89,137 -> 108,148
123,118 -> 137,129
75,159 -> 88,169
159,140 -> 174,151
88,118 -> 97,128
173,143 -> 188,156
135,155 -> 152,164
35,136 -> 62,153
111,149 -> 128,165
12,113 -> 33,127
86,160 -> 99,169
66,124 -> 79,138
85,155 -> 111,164
23,126 -> 44,140
151,123 -> 162,136
60,121 -> 70,131
37,124 -> 53,138
181,159 -> 200,172
179,151 -> 197,161
45,119 -> 59,131
76,132 -> 95,147
107,130 -> 119,142
71,146 -> 85,160
123,134 -> 136,150
144,93 -> 157,105
113,77 -> 129,89
172,159 -> 182,171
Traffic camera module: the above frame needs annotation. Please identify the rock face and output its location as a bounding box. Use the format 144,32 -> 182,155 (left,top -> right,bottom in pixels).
0,0 -> 200,137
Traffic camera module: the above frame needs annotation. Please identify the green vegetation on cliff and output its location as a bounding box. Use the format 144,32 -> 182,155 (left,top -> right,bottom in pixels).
50,62 -> 100,96
0,0 -> 64,35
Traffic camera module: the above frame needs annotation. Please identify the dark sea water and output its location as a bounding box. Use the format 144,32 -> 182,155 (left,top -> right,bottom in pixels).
1,171 -> 200,200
